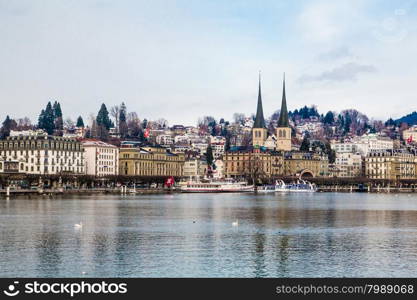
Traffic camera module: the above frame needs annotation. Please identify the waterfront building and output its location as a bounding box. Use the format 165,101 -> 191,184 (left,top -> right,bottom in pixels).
119,146 -> 184,177
334,152 -> 363,177
183,158 -> 208,180
0,131 -> 84,175
224,147 -> 284,179
365,149 -> 417,180
82,140 -> 119,176
275,75 -> 292,151
283,152 -> 329,177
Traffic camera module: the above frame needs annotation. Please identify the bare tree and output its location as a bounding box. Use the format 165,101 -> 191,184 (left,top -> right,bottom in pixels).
15,117 -> 33,130
110,105 -> 120,133
244,154 -> 268,185
240,131 -> 253,148
233,113 -> 246,125
127,112 -> 141,137
155,118 -> 168,129
64,118 -> 75,129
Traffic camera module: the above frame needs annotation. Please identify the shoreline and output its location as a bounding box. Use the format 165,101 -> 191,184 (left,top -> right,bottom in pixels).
1,187 -> 416,197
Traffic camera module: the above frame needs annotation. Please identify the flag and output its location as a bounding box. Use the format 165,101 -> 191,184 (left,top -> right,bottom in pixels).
407,135 -> 413,144
165,176 -> 175,187
144,128 -> 150,138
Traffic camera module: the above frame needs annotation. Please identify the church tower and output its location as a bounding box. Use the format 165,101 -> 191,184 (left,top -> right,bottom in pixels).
252,73 -> 267,147
276,74 -> 292,151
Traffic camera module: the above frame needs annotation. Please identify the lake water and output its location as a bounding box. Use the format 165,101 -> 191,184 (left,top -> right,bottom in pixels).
1,192 -> 417,277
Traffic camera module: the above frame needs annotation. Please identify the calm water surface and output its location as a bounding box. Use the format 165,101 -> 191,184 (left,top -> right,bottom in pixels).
1,192 -> 417,277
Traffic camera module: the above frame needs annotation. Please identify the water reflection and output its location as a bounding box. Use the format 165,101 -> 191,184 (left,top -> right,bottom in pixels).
1,193 -> 417,277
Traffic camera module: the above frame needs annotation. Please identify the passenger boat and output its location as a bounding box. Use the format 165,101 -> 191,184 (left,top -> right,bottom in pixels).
285,179 -> 317,192
257,180 -> 287,192
180,179 -> 254,193
257,179 -> 316,193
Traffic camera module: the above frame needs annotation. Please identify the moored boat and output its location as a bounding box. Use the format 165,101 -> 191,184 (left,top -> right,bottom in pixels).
258,179 -> 316,193
180,179 -> 254,193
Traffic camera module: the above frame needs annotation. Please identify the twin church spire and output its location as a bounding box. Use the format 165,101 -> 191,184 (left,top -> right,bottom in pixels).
252,72 -> 291,151
253,73 -> 266,129
253,73 -> 289,130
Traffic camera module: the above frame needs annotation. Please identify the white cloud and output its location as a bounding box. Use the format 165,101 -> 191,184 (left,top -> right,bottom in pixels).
298,62 -> 377,83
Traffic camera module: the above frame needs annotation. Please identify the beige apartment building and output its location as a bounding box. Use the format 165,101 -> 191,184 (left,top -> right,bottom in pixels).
224,148 -> 284,179
119,146 -> 184,177
334,152 -> 363,177
183,158 -> 208,180
365,150 -> 417,180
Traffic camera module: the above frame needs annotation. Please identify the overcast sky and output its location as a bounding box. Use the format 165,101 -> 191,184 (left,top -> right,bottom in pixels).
0,0 -> 416,126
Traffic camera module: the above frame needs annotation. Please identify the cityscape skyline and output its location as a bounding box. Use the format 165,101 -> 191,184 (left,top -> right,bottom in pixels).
1,0 -> 417,125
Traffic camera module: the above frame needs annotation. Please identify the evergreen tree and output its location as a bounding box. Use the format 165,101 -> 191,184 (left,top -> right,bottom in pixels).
300,135 -> 310,152
325,142 -> 336,163
119,102 -> 128,138
53,101 -> 63,131
38,109 -> 45,129
76,116 -> 84,127
323,111 -> 335,124
53,101 -> 63,118
385,118 -> 396,127
0,116 -> 17,138
96,103 -> 113,130
206,145 -> 214,166
225,136 -> 231,151
142,119 -> 148,130
344,113 -> 352,134
38,102 -> 55,134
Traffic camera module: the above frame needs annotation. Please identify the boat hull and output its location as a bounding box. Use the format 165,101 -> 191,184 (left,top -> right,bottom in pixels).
180,186 -> 254,193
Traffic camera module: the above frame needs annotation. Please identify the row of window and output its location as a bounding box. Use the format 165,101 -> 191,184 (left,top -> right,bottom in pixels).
0,141 -> 82,151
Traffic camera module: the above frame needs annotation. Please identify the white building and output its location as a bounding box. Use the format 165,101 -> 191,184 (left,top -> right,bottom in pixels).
211,143 -> 225,159
213,159 -> 224,179
402,126 -> 417,143
331,142 -> 358,154
174,135 -> 190,144
334,152 -> 363,177
296,122 -> 323,136
156,134 -> 174,146
173,145 -> 192,153
209,136 -> 226,144
0,131 -> 84,175
82,140 -> 119,176
332,134 -> 394,157
192,142 -> 209,155
264,135 -> 277,150
354,134 -> 394,156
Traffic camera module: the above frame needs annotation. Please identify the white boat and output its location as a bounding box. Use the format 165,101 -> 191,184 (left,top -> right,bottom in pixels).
257,180 -> 287,192
285,179 -> 317,192
258,179 -> 316,193
180,179 -> 254,193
